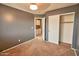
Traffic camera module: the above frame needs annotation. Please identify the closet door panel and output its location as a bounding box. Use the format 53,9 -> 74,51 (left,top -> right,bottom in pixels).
48,15 -> 60,44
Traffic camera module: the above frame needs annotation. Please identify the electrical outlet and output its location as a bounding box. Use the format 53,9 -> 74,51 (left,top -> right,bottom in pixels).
18,40 -> 21,42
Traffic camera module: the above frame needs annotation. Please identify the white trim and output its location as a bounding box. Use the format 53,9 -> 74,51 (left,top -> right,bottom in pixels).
59,12 -> 76,55
71,12 -> 75,49
1,38 -> 34,52
49,12 -> 75,17
42,17 -> 45,41
34,18 -> 36,38
71,48 -> 77,56
59,12 -> 75,16
60,12 -> 75,49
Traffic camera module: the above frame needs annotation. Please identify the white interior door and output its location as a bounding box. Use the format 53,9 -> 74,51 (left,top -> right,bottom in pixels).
48,15 -> 60,44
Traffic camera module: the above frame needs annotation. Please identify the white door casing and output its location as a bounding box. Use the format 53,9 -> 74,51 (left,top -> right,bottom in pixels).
42,18 -> 45,41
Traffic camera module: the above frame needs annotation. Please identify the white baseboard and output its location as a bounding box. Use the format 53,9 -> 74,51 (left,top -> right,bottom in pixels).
71,48 -> 77,56
1,38 -> 34,52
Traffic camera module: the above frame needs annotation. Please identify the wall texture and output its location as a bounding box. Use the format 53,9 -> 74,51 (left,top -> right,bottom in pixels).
45,4 -> 79,49
0,4 -> 34,51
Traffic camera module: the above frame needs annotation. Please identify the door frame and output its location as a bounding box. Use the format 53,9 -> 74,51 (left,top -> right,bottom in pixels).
34,17 -> 45,41
59,12 -> 75,44
42,17 -> 45,41
59,12 -> 75,48
60,12 -> 75,50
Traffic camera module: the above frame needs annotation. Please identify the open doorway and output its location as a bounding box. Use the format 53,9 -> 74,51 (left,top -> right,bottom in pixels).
34,18 -> 45,40
36,19 -> 42,37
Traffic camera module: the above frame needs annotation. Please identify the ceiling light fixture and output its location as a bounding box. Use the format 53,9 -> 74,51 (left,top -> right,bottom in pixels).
30,4 -> 38,10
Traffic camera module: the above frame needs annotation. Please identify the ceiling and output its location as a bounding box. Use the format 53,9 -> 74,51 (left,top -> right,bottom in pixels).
3,3 -> 77,14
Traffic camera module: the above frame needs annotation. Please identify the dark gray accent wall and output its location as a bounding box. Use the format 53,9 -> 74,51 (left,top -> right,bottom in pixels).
45,4 -> 79,49
0,4 -> 34,51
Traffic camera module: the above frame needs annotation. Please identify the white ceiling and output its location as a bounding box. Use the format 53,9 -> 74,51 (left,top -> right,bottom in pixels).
3,3 -> 77,14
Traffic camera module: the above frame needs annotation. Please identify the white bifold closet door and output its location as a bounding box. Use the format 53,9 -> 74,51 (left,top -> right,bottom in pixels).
48,15 -> 60,44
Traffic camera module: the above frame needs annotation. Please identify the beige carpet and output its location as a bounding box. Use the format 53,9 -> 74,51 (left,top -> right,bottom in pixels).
0,38 -> 75,56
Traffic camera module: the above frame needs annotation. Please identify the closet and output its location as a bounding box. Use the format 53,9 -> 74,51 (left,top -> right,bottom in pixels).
48,13 -> 74,45
60,14 -> 74,44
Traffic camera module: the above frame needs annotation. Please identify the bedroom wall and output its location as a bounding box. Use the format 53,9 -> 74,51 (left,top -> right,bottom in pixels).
0,4 -> 34,51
